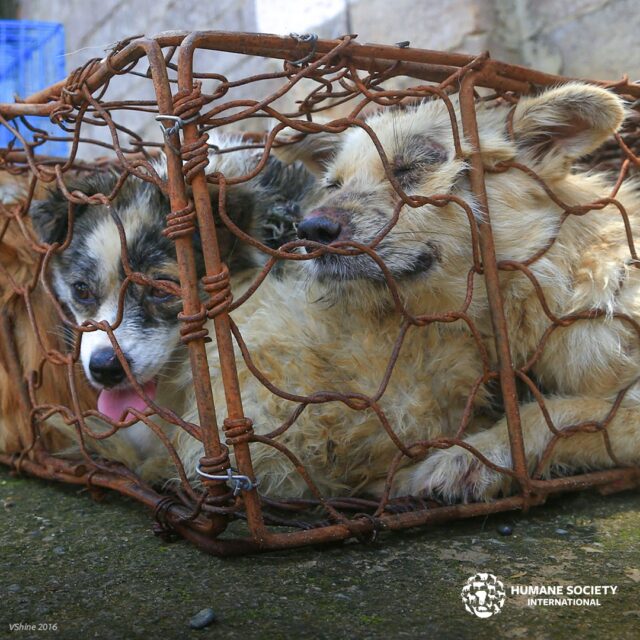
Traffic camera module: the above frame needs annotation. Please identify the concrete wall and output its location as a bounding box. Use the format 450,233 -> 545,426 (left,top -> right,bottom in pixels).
15,0 -> 640,157
18,0 -> 267,154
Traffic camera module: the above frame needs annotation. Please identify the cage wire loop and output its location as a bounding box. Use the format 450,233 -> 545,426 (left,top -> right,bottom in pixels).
155,114 -> 199,139
0,31 -> 639,556
288,32 -> 319,66
195,466 -> 259,496
156,81 -> 209,139
202,264 -> 233,319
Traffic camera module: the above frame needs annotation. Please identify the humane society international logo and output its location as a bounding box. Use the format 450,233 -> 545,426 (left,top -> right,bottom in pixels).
461,571 -> 620,618
461,573 -> 506,618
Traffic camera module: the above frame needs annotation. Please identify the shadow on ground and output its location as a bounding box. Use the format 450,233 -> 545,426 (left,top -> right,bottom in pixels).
1,466 -> 639,639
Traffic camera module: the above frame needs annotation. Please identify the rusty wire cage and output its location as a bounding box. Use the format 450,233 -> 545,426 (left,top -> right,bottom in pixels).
1,32 -> 640,555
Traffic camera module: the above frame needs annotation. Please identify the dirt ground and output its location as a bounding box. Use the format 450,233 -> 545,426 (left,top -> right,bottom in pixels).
1,466 -> 639,640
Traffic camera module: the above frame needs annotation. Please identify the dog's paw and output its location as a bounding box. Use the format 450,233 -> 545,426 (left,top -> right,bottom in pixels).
400,444 -> 514,503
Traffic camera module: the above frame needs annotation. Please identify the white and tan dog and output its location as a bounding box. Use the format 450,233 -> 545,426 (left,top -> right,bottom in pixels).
290,82 -> 640,500
171,82 -> 640,502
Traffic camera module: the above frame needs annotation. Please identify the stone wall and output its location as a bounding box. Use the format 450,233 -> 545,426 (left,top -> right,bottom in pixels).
504,0 -> 640,79
338,0 -> 639,80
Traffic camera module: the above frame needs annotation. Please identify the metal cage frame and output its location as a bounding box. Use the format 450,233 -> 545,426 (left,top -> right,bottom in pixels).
1,31 -> 639,555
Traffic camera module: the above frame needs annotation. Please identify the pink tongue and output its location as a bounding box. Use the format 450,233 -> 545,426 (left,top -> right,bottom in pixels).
97,380 -> 157,421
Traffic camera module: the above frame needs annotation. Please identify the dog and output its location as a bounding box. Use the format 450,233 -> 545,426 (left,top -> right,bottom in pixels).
3,135 -> 314,479
280,82 -> 640,502
19,83 -> 638,506
170,82 -> 640,502
0,172 -> 95,455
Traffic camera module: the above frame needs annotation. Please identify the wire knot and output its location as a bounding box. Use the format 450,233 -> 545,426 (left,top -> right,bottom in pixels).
202,264 -> 232,319
152,496 -> 181,541
173,81 -> 210,122
289,33 -> 319,66
196,465 -> 258,496
223,417 -> 254,446
163,201 -> 197,240
104,34 -> 144,74
181,132 -> 210,183
177,307 -> 210,345
60,58 -> 103,106
49,104 -> 74,126
198,448 -> 231,477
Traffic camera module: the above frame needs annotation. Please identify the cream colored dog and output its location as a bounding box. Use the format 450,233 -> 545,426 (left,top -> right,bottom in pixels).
266,84 -> 640,500
171,82 -> 639,502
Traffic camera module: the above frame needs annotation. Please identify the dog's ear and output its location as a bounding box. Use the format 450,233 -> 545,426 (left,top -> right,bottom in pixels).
204,155 -> 315,262
258,155 -> 315,205
29,172 -> 118,245
29,188 -> 74,245
512,83 -> 625,169
272,130 -> 342,175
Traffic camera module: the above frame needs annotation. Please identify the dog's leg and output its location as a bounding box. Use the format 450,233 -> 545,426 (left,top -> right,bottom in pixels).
391,396 -> 640,502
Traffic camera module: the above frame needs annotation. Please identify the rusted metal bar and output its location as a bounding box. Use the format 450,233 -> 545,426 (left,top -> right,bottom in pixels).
458,71 -> 531,500
176,32 -> 267,541
138,38 -> 231,535
3,32 -> 639,118
3,445 -> 637,556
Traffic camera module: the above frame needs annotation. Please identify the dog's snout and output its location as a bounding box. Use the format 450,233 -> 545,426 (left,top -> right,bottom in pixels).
89,347 -> 127,387
297,213 -> 342,245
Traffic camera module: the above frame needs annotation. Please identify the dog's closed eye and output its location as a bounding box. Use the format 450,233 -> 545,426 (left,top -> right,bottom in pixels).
393,137 -> 448,185
324,179 -> 342,191
393,163 -> 418,177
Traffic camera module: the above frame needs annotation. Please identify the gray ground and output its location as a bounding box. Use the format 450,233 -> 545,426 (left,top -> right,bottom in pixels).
1,466 -> 639,640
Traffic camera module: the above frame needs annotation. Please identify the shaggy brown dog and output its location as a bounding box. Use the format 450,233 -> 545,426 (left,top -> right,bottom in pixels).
0,173 -> 95,455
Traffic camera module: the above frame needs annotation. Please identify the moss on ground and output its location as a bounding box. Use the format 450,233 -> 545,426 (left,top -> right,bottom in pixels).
1,467 -> 639,639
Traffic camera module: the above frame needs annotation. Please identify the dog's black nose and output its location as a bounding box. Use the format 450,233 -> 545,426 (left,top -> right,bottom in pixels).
89,348 -> 127,387
297,216 -> 342,244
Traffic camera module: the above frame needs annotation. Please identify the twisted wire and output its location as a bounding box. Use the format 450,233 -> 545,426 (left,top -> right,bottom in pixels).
177,307 -> 210,345
162,201 -> 197,240
223,417 -> 255,446
202,264 -> 232,319
180,133 -> 210,183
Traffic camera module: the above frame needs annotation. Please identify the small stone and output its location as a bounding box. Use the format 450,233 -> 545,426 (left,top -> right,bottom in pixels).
189,608 -> 217,630
8,584 -> 20,593
555,528 -> 569,535
53,546 -> 65,555
497,524 -> 513,536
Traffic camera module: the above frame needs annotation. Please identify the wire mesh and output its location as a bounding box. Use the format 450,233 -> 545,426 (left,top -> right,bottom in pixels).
0,32 -> 639,555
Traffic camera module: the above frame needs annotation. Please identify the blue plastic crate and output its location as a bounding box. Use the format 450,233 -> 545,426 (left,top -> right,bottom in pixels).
0,20 -> 66,157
